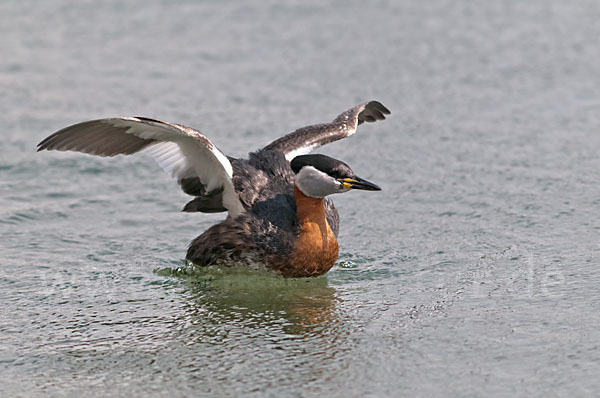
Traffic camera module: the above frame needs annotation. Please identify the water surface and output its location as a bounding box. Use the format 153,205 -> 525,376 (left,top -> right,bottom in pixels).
2,1 -> 600,396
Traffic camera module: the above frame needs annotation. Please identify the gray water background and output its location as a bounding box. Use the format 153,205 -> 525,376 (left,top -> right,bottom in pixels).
2,0 -> 600,396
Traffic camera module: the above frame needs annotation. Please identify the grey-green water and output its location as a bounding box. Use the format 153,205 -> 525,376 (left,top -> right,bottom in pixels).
2,1 -> 600,396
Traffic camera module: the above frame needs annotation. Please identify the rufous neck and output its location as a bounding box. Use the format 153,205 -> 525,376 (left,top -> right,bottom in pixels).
294,183 -> 326,223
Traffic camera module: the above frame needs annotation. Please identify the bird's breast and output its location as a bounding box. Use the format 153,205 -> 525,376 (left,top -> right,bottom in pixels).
280,185 -> 339,277
289,219 -> 339,277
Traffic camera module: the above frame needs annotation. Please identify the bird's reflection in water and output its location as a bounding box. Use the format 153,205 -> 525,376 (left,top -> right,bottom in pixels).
155,266 -> 353,389
173,267 -> 343,339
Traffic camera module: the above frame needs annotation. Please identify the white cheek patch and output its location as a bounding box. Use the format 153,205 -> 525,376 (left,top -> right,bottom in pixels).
295,166 -> 341,198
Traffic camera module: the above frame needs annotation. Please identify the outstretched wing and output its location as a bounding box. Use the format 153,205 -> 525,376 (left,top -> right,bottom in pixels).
263,100 -> 390,161
37,117 -> 245,217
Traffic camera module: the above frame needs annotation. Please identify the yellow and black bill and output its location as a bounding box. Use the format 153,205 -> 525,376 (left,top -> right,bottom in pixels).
337,176 -> 381,191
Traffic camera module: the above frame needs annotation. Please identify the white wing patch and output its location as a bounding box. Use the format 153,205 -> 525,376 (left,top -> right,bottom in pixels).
146,141 -> 244,216
145,142 -> 196,181
283,143 -> 318,162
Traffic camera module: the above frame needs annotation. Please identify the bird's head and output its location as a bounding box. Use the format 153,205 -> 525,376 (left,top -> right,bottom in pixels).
290,154 -> 381,198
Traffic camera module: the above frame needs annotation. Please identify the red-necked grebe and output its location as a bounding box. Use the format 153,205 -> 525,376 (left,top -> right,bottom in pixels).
37,101 -> 390,277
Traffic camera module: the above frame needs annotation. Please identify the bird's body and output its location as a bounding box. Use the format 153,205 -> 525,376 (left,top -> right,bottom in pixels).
187,151 -> 341,277
37,101 -> 390,277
